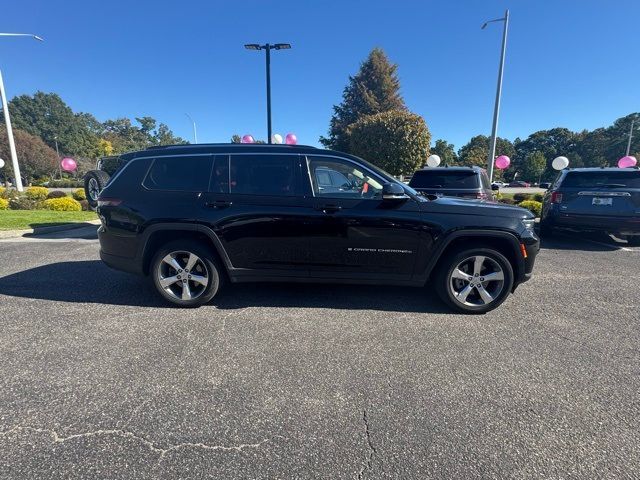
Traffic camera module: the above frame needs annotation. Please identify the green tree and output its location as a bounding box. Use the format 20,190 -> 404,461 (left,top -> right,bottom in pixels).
231,134 -> 241,143
4,91 -> 101,159
0,128 -> 58,183
519,151 -> 546,183
457,135 -> 515,179
320,48 -> 406,152
430,139 -> 458,166
348,110 -> 430,176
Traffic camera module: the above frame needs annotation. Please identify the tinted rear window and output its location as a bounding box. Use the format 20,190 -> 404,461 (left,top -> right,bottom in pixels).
409,170 -> 479,189
561,171 -> 640,188
144,155 -> 212,191
230,155 -> 296,196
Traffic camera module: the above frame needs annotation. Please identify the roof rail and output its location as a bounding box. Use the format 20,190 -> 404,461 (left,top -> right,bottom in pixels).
145,143 -> 318,151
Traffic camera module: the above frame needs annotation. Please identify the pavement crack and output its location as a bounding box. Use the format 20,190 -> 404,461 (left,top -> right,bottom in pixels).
357,409 -> 377,480
0,425 -> 270,459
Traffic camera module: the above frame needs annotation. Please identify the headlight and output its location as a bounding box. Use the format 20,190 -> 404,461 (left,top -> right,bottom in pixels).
522,219 -> 535,232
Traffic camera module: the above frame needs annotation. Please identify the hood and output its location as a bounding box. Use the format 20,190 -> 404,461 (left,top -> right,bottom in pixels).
418,196 -> 534,219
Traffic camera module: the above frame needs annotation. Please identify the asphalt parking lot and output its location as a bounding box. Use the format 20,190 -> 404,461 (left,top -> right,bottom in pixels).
1,227 -> 639,479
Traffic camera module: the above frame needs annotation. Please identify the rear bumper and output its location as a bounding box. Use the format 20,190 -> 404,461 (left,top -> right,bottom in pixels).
100,250 -> 144,275
546,212 -> 640,234
98,226 -> 144,275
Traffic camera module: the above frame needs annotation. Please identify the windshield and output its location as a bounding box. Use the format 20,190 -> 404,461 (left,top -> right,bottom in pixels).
562,171 -> 640,188
409,170 -> 479,189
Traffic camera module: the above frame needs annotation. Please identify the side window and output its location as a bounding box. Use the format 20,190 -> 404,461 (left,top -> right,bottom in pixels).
144,155 -> 213,192
307,156 -> 384,199
210,155 -> 230,193
229,155 -> 296,196
480,172 -> 491,190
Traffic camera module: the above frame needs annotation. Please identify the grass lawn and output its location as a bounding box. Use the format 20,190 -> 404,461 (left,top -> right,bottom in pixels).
0,210 -> 98,231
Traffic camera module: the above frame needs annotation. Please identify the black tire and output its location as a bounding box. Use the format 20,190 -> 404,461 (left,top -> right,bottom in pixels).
538,220 -> 554,238
84,170 -> 111,209
434,247 -> 514,314
150,240 -> 223,307
627,236 -> 640,247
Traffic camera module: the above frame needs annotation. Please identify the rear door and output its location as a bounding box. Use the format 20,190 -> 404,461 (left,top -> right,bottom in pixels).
558,170 -> 640,217
202,153 -> 309,275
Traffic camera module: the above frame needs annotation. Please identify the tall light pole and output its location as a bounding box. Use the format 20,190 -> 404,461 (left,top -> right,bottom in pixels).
244,43 -> 291,144
185,113 -> 198,144
482,10 -> 509,182
0,33 -> 44,191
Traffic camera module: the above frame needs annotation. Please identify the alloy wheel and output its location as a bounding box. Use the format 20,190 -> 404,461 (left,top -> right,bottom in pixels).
448,255 -> 505,307
156,250 -> 210,301
88,178 -> 100,201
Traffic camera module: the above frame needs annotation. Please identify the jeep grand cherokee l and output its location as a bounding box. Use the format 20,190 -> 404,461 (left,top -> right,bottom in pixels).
96,144 -> 539,313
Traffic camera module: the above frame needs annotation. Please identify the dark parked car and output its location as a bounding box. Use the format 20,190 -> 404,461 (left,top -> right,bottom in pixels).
508,180 -> 531,188
408,166 -> 495,200
96,144 -> 539,313
539,182 -> 551,189
540,167 -> 640,245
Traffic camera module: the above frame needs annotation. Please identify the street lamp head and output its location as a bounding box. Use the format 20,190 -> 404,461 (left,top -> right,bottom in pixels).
244,44 -> 261,50
33,35 -> 44,42
273,43 -> 291,50
481,22 -> 488,29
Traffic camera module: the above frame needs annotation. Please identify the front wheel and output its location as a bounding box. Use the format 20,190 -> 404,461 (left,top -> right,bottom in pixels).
150,240 -> 222,307
435,247 -> 514,314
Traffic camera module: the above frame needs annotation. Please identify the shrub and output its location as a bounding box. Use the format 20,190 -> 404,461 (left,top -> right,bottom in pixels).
24,186 -> 49,201
79,199 -> 90,211
513,193 -> 533,203
42,197 -> 82,211
72,188 -> 87,201
47,179 -> 84,188
533,193 -> 544,202
499,197 -> 515,205
0,186 -> 5,197
0,198 -> 8,210
9,196 -> 41,210
47,190 -> 68,199
518,200 -> 542,217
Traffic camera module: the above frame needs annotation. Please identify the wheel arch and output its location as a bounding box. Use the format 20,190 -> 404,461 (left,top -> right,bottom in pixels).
139,223 -> 232,278
423,229 -> 524,286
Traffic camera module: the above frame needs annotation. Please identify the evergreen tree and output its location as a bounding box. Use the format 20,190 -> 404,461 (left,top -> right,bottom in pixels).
320,48 -> 406,152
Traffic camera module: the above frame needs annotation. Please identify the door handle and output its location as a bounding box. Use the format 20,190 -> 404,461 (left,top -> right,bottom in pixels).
205,200 -> 233,209
316,204 -> 342,214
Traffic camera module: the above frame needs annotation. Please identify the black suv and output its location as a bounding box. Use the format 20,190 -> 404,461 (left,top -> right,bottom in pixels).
96,144 -> 539,313
408,166 -> 496,200
540,167 -> 640,245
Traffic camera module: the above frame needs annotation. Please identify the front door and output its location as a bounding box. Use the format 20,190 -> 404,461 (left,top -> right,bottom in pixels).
303,155 -> 422,281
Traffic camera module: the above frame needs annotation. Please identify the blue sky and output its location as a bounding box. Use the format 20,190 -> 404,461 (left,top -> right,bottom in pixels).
1,0 -> 639,150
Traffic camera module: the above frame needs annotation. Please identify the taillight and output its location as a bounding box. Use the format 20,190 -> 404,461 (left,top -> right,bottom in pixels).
550,192 -> 563,204
97,198 -> 122,207
476,192 -> 488,200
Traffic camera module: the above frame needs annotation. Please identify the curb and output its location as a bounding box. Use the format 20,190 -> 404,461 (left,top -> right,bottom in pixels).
0,220 -> 101,239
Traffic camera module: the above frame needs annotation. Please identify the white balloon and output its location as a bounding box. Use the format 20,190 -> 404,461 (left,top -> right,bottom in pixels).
426,154 -> 441,168
272,133 -> 283,144
552,156 -> 569,170
0,158 -> 5,169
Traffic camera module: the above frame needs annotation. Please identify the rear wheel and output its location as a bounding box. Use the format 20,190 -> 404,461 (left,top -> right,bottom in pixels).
435,247 -> 514,314
150,240 -> 222,307
84,170 -> 111,210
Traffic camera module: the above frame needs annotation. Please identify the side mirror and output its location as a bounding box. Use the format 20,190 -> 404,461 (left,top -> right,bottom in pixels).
491,184 -> 500,191
382,182 -> 409,201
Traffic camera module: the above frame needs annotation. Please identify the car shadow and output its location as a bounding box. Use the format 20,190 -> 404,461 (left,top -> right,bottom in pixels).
0,260 -> 453,314
24,223 -> 99,240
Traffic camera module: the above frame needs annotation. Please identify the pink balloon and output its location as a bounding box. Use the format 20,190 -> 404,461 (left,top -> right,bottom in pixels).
495,155 -> 511,170
285,133 -> 297,145
618,156 -> 637,168
60,157 -> 77,172
241,134 -> 254,144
